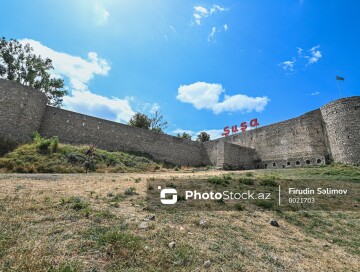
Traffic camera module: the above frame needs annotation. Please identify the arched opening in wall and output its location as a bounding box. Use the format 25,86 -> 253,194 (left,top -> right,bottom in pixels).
317,159 -> 322,164
282,165 -> 285,168
272,162 -> 276,167
296,161 -> 300,165
264,163 -> 267,168
306,160 -> 311,165
287,162 -> 291,166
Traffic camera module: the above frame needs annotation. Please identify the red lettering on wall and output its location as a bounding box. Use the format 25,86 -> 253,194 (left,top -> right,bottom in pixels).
232,125 -> 238,133
222,118 -> 259,137
250,118 -> 259,127
222,126 -> 230,137
240,122 -> 247,132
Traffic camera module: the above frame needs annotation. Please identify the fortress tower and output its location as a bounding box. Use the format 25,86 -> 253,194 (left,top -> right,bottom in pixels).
321,97 -> 360,166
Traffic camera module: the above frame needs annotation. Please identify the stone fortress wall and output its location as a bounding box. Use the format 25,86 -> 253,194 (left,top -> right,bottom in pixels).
0,79 -> 359,169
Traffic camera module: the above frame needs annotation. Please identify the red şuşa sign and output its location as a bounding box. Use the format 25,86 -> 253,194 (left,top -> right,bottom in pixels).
222,118 -> 259,137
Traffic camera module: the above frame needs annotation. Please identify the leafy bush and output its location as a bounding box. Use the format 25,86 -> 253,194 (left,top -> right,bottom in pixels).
83,160 -> 97,172
67,153 -> 86,164
33,132 -> 59,155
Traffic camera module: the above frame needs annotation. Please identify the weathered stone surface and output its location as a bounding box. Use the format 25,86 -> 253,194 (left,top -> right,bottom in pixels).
138,222 -> 148,230
39,106 -> 210,166
203,260 -> 212,268
269,219 -> 280,227
168,241 -> 176,249
320,97 -> 360,166
0,79 -> 48,144
199,219 -> 207,227
143,214 -> 156,221
1,80 -> 359,168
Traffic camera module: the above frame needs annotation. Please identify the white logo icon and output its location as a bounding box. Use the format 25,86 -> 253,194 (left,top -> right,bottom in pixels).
158,186 -> 178,205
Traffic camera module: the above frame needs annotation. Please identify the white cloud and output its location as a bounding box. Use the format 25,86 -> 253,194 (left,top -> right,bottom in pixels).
20,39 -> 110,92
207,27 -> 217,41
194,6 -> 208,15
177,82 -> 270,114
94,4 -> 110,25
207,24 -> 229,42
212,94 -> 269,114
177,82 -> 223,110
307,45 -> 322,64
280,58 -> 296,72
193,4 -> 227,25
210,5 -> 226,13
140,102 -> 160,113
19,39 -> 136,123
63,91 -> 134,123
307,91 -> 320,96
281,45 -> 322,73
169,25 -> 176,33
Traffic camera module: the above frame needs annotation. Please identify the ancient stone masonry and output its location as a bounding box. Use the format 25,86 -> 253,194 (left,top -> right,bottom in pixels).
0,79 -> 359,169
0,79 -> 48,143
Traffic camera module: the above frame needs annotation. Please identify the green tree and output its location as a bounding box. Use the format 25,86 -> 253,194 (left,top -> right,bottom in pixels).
177,132 -> 192,140
128,112 -> 152,129
0,37 -> 67,107
196,132 -> 210,142
129,111 -> 168,133
150,110 -> 168,133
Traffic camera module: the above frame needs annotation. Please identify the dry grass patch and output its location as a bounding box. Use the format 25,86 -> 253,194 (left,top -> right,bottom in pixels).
0,171 -> 359,271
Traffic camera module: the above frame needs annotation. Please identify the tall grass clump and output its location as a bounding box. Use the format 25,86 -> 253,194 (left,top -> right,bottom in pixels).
33,132 -> 59,154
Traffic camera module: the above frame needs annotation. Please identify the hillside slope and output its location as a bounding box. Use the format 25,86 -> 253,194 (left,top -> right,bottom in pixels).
0,137 -> 159,173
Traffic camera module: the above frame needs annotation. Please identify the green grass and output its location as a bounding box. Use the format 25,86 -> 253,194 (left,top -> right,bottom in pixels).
208,174 -> 232,186
0,140 -> 159,173
255,199 -> 274,209
238,177 -> 255,185
259,175 -> 279,187
255,163 -> 360,180
281,211 -> 360,255
60,196 -> 89,211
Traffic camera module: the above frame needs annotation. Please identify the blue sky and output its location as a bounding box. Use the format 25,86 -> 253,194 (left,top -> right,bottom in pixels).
1,0 -> 359,139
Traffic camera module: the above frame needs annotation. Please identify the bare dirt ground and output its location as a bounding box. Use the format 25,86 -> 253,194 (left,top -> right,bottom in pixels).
0,170 -> 359,271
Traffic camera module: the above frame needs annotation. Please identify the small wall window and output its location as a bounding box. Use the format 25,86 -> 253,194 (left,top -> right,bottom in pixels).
287,162 -> 291,166
264,163 -> 267,168
282,165 -> 285,168
273,162 -> 276,167
317,159 -> 322,164
306,160 -> 311,165
296,161 -> 300,165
